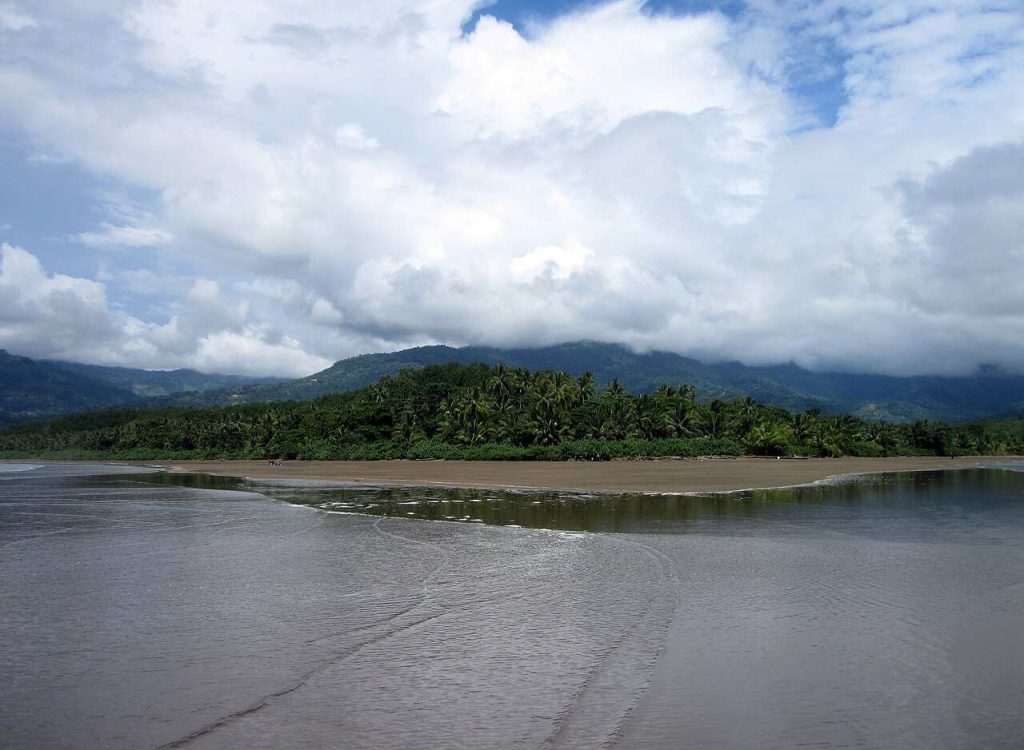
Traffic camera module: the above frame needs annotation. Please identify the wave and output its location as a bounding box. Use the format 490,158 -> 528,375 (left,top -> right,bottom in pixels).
0,463 -> 43,474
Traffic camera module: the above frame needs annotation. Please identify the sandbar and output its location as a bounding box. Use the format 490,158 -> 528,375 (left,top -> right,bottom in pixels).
113,456 -> 1022,494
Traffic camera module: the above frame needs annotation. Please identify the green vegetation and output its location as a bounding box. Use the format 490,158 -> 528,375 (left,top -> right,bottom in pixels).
49,360 -> 280,398
145,341 -> 1024,423
0,350 -> 131,429
0,349 -> 277,428
1,363 -> 1022,461
6,343 -> 1024,429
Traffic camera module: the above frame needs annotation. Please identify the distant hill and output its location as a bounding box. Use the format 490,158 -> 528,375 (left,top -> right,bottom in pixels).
4,343 -> 1022,426
0,350 -> 135,428
0,351 -> 281,428
48,360 -> 281,398
155,341 -> 1024,423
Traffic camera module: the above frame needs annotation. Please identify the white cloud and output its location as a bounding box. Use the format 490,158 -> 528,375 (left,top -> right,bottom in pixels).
439,5 -> 785,143
509,241 -> 593,281
0,243 -> 133,362
0,244 -> 331,376
335,123 -> 380,152
74,223 -> 173,248
191,329 -> 326,377
0,0 -> 1021,376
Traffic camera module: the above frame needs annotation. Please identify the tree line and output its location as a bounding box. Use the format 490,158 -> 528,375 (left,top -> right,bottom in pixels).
1,363 -> 1021,460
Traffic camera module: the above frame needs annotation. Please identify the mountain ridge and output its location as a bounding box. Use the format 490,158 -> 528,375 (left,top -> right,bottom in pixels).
0,350 -> 281,428
48,360 -> 281,398
0,350 -> 134,428
149,341 -> 1024,423
4,343 -> 1022,426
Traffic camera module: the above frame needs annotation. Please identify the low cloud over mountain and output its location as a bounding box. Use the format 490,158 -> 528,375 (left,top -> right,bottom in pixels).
0,1 -> 1021,376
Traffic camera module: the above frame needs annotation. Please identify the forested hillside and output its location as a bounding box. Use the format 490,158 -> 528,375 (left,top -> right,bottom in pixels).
0,350 -> 279,427
50,361 -> 281,397
0,350 -> 133,428
7,343 -> 1024,426
3,363 -> 1020,461
155,342 -> 1024,423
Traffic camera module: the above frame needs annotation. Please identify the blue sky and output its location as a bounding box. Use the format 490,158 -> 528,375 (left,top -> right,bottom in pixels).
477,0 -> 848,124
479,0 -> 746,26
0,0 -> 1022,376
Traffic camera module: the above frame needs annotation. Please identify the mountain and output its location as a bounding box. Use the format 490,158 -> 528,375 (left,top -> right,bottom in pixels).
154,342 -> 1024,423
48,361 -> 282,398
4,343 -> 1021,426
0,350 -> 135,428
0,351 -> 283,428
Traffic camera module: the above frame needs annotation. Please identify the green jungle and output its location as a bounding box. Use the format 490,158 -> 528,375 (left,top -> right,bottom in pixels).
1,363 -> 1022,461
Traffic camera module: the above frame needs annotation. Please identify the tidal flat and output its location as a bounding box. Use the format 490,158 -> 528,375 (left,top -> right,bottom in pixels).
126,454 -> 1010,494
2,462 -> 1023,748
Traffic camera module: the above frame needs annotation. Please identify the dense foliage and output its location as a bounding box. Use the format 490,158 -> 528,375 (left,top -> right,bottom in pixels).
1,363 -> 1022,461
0,350 -> 131,429
136,342 -> 1024,423
0,349 -> 277,428
50,360 -> 280,398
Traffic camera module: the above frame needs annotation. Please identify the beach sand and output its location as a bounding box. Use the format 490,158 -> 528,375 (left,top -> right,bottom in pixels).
114,456 -> 1021,494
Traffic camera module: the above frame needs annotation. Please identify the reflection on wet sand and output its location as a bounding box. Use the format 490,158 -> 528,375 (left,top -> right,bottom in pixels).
2,465 -> 1023,748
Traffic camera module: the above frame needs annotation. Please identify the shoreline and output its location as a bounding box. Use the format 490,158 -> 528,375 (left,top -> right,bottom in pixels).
39,455 -> 1024,495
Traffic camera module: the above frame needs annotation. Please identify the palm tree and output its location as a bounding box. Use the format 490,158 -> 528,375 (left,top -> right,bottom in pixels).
737,396 -> 758,432
860,420 -> 891,447
369,378 -> 394,406
599,398 -> 636,440
664,399 -> 699,437
605,378 -> 625,398
705,400 -> 733,439
635,395 -> 661,439
745,420 -> 793,456
788,411 -> 816,444
529,408 -> 571,445
437,397 -> 459,441
531,378 -> 559,418
487,364 -> 515,409
458,387 -> 492,444
394,406 -> 426,443
577,372 -> 597,402
494,404 -> 526,444
655,383 -> 676,399
676,384 -> 698,404
812,420 -> 848,457
834,414 -> 860,440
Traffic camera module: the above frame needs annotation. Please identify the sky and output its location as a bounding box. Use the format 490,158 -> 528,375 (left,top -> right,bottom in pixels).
0,0 -> 1022,378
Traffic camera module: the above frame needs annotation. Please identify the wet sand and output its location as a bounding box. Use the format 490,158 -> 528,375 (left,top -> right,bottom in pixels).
115,456 -> 1021,494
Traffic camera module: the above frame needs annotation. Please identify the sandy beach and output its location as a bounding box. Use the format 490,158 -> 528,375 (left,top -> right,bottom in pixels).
110,456 -> 1023,494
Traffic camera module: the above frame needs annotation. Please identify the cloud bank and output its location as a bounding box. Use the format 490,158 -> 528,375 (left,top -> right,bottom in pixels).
0,0 -> 1022,376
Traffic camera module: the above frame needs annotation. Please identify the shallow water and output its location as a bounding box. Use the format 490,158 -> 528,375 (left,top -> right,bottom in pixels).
1,463 -> 1023,748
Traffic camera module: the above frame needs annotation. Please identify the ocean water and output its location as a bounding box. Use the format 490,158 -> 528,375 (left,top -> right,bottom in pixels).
1,463 -> 1023,748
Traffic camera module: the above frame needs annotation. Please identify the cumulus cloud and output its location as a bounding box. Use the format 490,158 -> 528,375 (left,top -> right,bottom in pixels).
0,244 -> 331,376
0,244 -> 119,353
0,0 -> 1022,376
894,142 -> 1024,317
